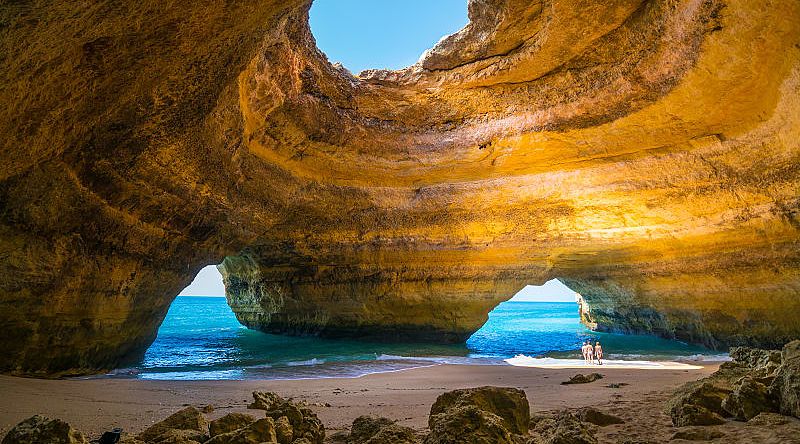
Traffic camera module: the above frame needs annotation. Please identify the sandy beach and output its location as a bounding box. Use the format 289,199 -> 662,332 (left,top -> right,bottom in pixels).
0,363 -> 718,439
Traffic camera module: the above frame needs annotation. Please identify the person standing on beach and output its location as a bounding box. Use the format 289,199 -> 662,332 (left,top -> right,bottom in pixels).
586,341 -> 594,364
581,341 -> 588,363
595,341 -> 603,365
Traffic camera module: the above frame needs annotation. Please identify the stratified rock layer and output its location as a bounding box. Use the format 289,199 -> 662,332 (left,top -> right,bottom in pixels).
1,0 -> 800,374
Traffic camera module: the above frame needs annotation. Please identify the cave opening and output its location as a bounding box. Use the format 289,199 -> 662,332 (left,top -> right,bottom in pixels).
308,0 -> 468,74
465,279 -> 590,358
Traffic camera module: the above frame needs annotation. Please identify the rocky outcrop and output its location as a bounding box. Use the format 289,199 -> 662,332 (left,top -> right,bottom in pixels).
245,391 -> 324,444
1,0 -> 800,374
721,376 -> 776,421
1,415 -> 87,444
346,416 -> 419,444
209,413 -> 256,438
137,407 -> 209,444
770,340 -> 800,417
425,387 -> 530,444
528,412 -> 597,444
205,418 -> 277,444
669,340 -> 800,427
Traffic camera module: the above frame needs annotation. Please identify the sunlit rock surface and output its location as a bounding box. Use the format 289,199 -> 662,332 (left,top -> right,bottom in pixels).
1,0 -> 799,375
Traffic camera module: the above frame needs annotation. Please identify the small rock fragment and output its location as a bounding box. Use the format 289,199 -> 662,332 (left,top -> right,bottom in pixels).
248,391 -> 286,411
576,407 -> 624,426
561,373 -> 603,385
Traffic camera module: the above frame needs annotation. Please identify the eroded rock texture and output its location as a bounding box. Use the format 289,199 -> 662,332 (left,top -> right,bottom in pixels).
1,0 -> 799,375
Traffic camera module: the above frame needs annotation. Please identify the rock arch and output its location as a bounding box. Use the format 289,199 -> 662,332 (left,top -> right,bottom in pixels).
1,0 -> 799,375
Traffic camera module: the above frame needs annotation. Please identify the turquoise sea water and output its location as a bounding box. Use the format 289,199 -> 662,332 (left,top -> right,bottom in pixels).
123,297 -> 721,380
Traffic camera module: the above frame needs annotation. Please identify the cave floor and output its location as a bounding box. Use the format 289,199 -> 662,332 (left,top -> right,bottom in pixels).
5,361 -> 795,443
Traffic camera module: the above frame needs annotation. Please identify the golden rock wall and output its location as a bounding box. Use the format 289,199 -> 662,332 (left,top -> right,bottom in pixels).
1,0 -> 799,375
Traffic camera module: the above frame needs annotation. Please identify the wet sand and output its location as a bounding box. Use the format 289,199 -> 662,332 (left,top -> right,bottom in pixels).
0,363 -> 720,439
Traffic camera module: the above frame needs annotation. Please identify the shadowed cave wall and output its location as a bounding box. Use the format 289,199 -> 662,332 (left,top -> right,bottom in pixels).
1,0 -> 799,376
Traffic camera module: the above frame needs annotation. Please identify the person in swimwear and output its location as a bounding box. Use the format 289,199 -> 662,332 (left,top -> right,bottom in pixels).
586,340 -> 594,364
594,341 -> 603,365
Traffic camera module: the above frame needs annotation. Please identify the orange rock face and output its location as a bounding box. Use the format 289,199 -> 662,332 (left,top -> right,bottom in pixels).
1,0 -> 799,375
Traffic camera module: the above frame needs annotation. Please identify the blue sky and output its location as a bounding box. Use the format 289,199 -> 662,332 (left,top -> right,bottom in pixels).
309,0 -> 469,74
179,266 -> 577,303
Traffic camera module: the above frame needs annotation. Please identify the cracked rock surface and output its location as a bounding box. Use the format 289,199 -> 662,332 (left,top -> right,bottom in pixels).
1,0 -> 800,375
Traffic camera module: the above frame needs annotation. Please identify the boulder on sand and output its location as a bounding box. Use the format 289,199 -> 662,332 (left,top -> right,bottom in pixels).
667,381 -> 731,426
348,416 -> 418,444
1,415 -> 87,444
425,405 -> 515,444
248,391 -> 286,411
204,418 -> 276,444
561,374 -> 603,385
246,391 -> 324,443
137,406 -> 208,443
529,411 -> 597,444
575,407 -> 624,426
428,386 -> 530,435
670,404 -> 726,427
424,387 -> 530,444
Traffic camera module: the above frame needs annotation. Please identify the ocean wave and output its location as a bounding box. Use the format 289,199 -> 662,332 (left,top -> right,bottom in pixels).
605,353 -> 730,362
285,358 -> 326,367
505,354 -> 704,370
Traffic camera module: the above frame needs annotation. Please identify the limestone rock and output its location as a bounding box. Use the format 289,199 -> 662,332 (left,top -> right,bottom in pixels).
248,391 -> 286,411
746,412 -> 793,426
245,392 -> 323,443
770,346 -> 800,418
721,376 -> 776,420
205,418 -> 276,444
274,416 -> 293,444
348,416 -> 418,444
1,415 -> 87,444
782,340 -> 800,363
729,347 -> 782,371
670,404 -> 726,427
209,413 -> 256,437
119,433 -> 146,444
2,0 -> 800,376
667,379 -> 732,427
669,427 -> 724,441
326,431 -> 349,443
425,405 -> 516,444
137,407 -> 208,443
561,374 -> 603,385
428,387 -> 530,434
575,408 -> 624,426
529,411 -> 597,444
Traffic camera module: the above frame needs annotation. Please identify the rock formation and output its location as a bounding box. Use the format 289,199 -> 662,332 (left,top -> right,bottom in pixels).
1,0 -> 800,374
668,341 -> 800,426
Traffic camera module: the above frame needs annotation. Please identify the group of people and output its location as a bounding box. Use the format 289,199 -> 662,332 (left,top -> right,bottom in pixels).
581,340 -> 603,365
